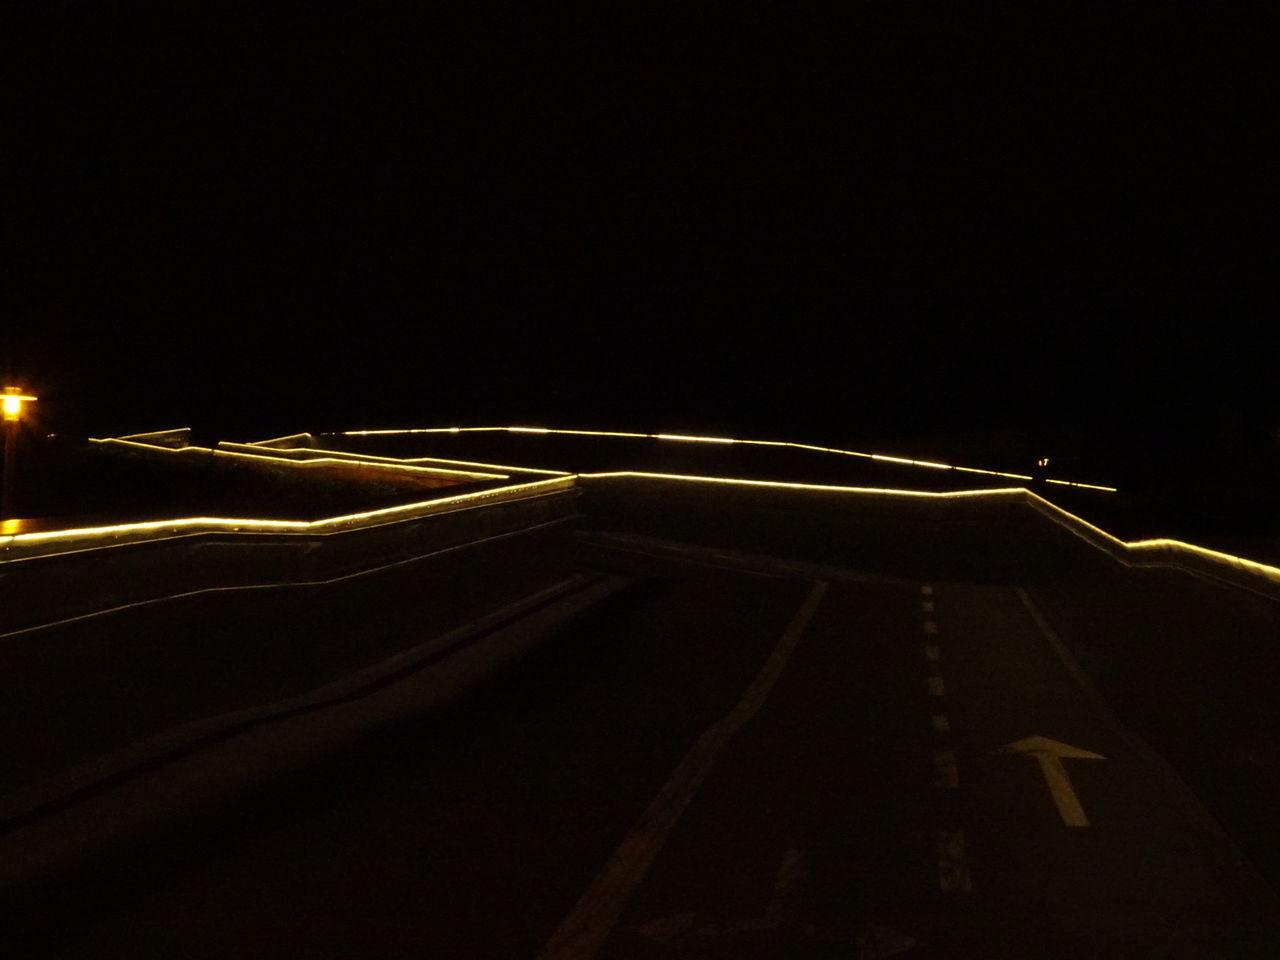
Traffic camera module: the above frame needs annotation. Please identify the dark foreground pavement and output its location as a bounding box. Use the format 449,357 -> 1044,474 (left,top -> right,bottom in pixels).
4,534 -> 1280,958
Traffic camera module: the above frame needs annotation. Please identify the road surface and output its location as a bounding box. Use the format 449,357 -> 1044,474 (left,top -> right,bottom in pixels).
4,534 -> 1280,958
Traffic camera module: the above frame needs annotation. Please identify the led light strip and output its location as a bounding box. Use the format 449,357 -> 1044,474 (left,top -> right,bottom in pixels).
214,440 -> 566,477
212,441 -> 507,479
90,438 -> 510,481
337,425 -> 1114,490
588,471 -> 1269,583
578,470 -> 1022,499
4,455 -> 1274,590
102,431 -> 1267,586
251,432 -> 316,446
578,471 -> 1277,584
1021,488 -> 1279,583
0,476 -> 575,554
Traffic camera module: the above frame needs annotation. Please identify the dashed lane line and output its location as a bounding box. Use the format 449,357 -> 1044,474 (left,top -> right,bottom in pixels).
933,751 -> 959,789
937,830 -> 973,893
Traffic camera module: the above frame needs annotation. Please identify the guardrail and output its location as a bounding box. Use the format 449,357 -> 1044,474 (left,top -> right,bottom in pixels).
4,457 -> 1273,640
332,424 -> 1118,491
574,471 -> 1280,600
0,477 -> 579,636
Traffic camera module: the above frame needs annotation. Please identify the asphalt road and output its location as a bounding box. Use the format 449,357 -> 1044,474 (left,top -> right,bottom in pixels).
4,539 -> 1279,958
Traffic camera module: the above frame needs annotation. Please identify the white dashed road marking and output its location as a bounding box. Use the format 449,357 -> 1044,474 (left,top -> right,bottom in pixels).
937,830 -> 973,893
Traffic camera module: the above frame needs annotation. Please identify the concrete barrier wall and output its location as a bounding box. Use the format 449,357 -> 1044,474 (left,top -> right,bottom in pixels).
578,474 -> 1280,600
576,475 -> 1104,584
5,469 -> 1275,640
0,489 -> 580,636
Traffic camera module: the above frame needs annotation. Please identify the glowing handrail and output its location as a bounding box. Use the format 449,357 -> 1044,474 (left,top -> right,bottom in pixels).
4,448 -> 1274,591
1019,488 -> 1279,583
250,432 -> 316,446
578,470 -> 1022,499
90,438 -> 510,481
212,441 -> 507,479
0,476 -> 575,556
216,441 -> 565,478
338,425 -> 1111,489
580,471 -> 1277,584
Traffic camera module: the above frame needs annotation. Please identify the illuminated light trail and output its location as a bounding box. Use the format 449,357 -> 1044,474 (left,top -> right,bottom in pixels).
579,470 -> 1022,499
3,451 -> 1276,595
336,425 -> 1104,489
220,440 -> 568,477
401,456 -> 570,476
341,427 -> 501,436
90,438 -> 509,481
954,465 -> 1035,480
0,517 -> 577,643
0,476 -> 576,556
1045,478 -> 1119,492
246,432 -> 315,447
1025,490 -> 1280,585
534,429 -> 648,439
582,471 -> 1279,587
655,433 -> 738,444
212,441 -> 508,479
872,454 -> 951,469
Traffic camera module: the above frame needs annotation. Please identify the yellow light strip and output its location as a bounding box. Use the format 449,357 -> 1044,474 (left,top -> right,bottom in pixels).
6,449 -> 1273,590
0,476 -> 574,551
655,433 -> 738,444
584,471 -> 1279,584
249,432 -> 315,446
337,425 -> 1104,489
871,454 -> 951,470
111,428 -> 190,442
343,427 -> 499,436
953,465 -> 1035,480
1126,537 -> 1280,579
1025,489 -> 1279,580
1045,478 -> 1120,492
284,434 -> 573,475
524,428 -> 649,439
579,470 -> 1023,499
213,441 -> 508,479
402,456 -> 570,476
91,438 -> 508,481
1024,491 -> 1128,548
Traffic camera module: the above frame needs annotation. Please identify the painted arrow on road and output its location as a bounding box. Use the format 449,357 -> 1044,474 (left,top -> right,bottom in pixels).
995,735 -> 1106,827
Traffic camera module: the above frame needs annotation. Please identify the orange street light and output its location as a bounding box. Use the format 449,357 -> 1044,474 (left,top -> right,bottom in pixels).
2,387 -> 37,521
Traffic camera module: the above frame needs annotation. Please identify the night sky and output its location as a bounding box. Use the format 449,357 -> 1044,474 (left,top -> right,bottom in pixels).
11,4 -> 1277,485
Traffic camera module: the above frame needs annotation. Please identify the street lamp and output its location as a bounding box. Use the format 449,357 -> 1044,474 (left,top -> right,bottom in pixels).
2,387 -> 37,522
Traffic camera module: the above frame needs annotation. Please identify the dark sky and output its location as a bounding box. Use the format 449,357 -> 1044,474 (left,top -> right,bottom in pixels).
10,4 -> 1277,478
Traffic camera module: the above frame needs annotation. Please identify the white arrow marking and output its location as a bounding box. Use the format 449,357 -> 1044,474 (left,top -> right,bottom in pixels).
995,735 -> 1106,827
